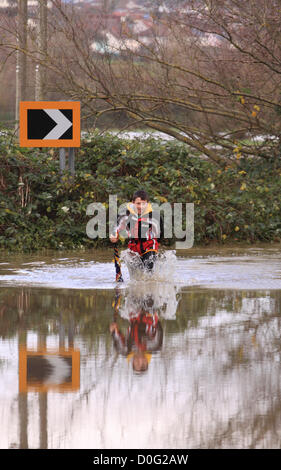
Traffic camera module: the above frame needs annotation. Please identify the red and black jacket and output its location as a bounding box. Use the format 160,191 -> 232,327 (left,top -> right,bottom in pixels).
113,202 -> 164,256
111,311 -> 163,356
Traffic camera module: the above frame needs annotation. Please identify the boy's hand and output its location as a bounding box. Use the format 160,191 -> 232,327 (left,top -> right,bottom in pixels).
109,322 -> 118,333
110,234 -> 118,243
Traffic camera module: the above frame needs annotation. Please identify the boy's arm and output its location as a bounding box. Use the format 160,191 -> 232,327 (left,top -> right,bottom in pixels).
110,323 -> 129,355
110,213 -> 128,242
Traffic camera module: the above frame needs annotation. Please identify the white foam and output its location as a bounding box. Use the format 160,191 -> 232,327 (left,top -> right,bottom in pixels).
118,250 -> 180,320
121,249 -> 177,282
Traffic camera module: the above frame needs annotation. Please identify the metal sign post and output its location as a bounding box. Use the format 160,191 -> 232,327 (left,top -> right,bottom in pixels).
59,148 -> 66,173
68,147 -> 75,176
59,147 -> 75,177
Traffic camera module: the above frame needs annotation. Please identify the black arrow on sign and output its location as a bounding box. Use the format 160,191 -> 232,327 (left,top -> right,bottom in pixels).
27,109 -> 73,140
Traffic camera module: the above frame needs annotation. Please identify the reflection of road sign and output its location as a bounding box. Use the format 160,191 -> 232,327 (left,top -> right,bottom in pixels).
19,101 -> 80,147
19,348 -> 80,393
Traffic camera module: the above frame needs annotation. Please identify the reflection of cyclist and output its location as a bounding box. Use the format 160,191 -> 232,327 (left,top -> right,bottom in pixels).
110,309 -> 163,373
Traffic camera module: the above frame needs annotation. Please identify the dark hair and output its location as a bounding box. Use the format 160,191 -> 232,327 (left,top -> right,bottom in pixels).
132,190 -> 149,202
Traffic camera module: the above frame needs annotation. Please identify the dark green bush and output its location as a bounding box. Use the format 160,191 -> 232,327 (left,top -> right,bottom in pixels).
0,130 -> 280,252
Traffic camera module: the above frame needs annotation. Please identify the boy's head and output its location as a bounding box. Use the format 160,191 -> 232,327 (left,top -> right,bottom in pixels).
132,190 -> 149,215
132,351 -> 149,372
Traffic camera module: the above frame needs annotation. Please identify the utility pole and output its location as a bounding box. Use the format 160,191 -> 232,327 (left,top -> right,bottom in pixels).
15,0 -> 28,133
35,0 -> 48,101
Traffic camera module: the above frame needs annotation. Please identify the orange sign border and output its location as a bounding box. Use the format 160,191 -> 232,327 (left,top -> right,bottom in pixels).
19,347 -> 80,393
19,101 -> 80,148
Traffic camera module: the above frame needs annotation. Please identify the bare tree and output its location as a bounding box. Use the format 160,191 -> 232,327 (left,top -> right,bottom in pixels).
15,0 -> 27,128
35,0 -> 48,100
1,0 -> 280,163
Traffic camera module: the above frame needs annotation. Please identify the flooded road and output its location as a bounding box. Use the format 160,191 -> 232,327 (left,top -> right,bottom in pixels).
0,245 -> 281,449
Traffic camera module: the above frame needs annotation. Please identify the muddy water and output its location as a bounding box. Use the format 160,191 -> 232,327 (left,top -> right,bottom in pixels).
0,245 -> 281,449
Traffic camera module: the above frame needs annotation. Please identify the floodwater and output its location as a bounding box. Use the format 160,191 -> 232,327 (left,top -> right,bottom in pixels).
0,244 -> 281,449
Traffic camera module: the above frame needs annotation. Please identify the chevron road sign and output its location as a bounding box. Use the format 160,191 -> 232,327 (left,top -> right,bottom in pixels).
19,101 -> 80,147
19,348 -> 80,393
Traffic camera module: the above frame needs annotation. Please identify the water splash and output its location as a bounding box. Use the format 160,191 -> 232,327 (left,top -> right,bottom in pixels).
120,249 -> 178,282
118,250 -> 180,320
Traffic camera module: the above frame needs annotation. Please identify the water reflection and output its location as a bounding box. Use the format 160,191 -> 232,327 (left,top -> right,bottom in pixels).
19,348 -> 80,393
110,288 -> 164,373
1,284 -> 281,448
